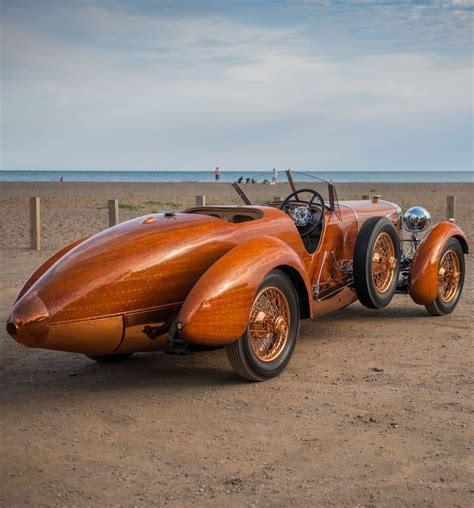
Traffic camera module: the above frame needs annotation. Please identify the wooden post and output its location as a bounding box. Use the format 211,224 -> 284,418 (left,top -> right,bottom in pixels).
446,196 -> 455,220
362,194 -> 370,200
195,195 -> 206,207
108,199 -> 119,227
29,197 -> 41,250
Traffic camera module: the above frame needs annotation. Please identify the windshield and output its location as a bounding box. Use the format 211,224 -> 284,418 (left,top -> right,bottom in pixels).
232,170 -> 340,218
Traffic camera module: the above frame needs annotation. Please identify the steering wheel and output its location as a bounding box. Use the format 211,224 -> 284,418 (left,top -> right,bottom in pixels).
280,189 -> 325,237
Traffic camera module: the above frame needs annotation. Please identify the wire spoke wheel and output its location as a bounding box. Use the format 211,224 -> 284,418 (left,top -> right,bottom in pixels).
353,216 -> 400,309
225,270 -> 299,381
248,287 -> 290,362
371,232 -> 396,294
425,238 -> 465,316
437,249 -> 460,303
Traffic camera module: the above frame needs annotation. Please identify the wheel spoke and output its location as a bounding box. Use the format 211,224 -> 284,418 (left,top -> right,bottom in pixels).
248,287 -> 290,362
371,232 -> 396,293
437,250 -> 461,303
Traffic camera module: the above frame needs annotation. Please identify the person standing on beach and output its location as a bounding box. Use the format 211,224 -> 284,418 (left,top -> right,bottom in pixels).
271,168 -> 278,185
215,166 -> 221,182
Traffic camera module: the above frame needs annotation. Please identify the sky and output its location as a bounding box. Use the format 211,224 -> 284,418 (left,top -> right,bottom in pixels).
0,0 -> 472,172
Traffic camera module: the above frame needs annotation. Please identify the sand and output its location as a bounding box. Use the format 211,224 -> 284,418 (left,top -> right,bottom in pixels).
0,181 -> 472,507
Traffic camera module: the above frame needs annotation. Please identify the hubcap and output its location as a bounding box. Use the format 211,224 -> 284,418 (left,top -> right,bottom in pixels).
248,287 -> 290,362
438,250 -> 460,303
372,232 -> 396,293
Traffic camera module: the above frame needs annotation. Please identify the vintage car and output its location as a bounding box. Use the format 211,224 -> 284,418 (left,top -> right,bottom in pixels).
6,172 -> 468,381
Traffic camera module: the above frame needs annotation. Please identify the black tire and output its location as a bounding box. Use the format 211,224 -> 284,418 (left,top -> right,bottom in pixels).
353,217 -> 400,309
225,270 -> 300,382
86,353 -> 133,363
425,238 -> 465,316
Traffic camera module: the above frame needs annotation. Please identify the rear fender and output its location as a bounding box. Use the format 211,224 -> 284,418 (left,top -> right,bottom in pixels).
409,222 -> 468,305
16,237 -> 90,302
178,237 -> 312,345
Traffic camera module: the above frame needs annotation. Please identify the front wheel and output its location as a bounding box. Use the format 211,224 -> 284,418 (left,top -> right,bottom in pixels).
353,217 -> 400,309
425,238 -> 465,316
226,270 -> 300,382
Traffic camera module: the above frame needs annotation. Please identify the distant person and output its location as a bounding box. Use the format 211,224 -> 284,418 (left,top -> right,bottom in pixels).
59,176 -> 64,183
271,168 -> 278,185
214,166 -> 221,183
237,176 -> 243,184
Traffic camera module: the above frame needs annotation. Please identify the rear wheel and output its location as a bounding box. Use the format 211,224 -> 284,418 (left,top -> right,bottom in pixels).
226,270 -> 300,382
425,238 -> 464,316
353,217 -> 400,309
86,353 -> 133,363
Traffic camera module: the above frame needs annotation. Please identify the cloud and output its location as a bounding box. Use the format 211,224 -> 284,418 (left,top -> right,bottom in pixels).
291,0 -> 473,49
1,0 -> 472,170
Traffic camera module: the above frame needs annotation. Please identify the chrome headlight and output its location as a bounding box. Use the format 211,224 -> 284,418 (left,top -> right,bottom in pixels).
403,206 -> 431,233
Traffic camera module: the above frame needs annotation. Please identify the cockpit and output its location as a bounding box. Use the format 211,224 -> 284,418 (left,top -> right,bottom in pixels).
187,170 -> 338,254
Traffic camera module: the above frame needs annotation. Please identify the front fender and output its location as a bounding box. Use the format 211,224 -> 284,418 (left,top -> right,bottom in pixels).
409,222 -> 468,305
16,237 -> 90,302
178,236 -> 311,345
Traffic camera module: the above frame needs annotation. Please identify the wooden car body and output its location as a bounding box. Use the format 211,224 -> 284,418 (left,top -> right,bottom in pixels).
6,183 -> 468,363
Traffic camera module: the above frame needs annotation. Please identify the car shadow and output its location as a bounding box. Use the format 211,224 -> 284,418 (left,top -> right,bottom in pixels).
0,303 -> 434,403
0,345 -> 249,406
314,303 -> 431,322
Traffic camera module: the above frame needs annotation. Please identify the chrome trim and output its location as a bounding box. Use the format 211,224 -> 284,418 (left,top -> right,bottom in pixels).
317,280 -> 354,301
403,206 -> 431,233
331,252 -> 353,274
381,200 -> 402,222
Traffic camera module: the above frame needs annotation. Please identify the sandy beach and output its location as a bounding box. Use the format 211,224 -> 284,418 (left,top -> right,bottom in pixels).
0,180 -> 472,507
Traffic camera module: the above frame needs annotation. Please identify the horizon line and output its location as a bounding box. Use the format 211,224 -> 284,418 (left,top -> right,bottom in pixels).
1,169 -> 470,173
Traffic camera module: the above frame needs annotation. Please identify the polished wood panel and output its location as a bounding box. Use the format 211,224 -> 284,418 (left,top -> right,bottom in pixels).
30,213 -> 235,323
339,200 -> 400,227
313,287 -> 358,317
409,221 -> 468,305
16,236 -> 90,302
117,305 -> 179,353
7,290 -> 50,348
47,316 -> 123,354
178,236 -> 312,345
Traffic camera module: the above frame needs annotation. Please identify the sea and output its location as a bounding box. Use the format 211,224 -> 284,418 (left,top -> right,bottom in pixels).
0,170 -> 471,183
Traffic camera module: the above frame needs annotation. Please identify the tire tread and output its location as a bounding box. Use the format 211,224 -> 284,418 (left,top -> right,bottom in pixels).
353,216 -> 400,309
226,340 -> 264,382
